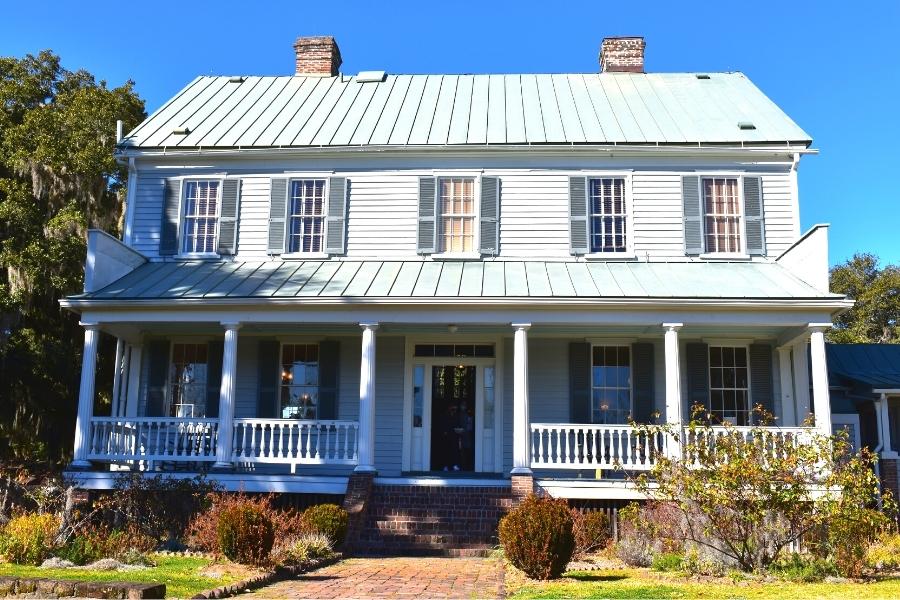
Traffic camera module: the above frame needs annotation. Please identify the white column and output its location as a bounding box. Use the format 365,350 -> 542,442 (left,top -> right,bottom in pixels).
124,343 -> 143,418
879,394 -> 898,458
809,325 -> 832,438
663,323 -> 683,458
511,323 -> 532,474
792,341 -> 811,423
110,338 -> 126,417
356,322 -> 379,473
777,346 -> 796,426
72,322 -> 101,468
214,322 -> 241,469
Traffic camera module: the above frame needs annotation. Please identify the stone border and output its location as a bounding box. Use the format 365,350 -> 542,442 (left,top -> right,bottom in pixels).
0,576 -> 164,599
191,554 -> 341,599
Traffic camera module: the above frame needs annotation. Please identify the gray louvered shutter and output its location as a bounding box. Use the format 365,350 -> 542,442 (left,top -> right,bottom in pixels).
569,176 -> 589,255
146,340 -> 170,416
217,179 -> 240,255
685,343 -> 710,418
325,177 -> 348,255
750,344 -> 774,421
257,340 -> 279,418
267,178 -> 288,255
569,342 -> 591,423
682,176 -> 703,255
743,176 -> 766,256
159,179 -> 182,256
205,341 -> 224,418
416,177 -> 436,254
631,343 -> 655,424
318,340 -> 340,420
479,176 -> 500,255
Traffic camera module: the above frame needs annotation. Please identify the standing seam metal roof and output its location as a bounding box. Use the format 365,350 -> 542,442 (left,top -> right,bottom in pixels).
122,73 -> 811,149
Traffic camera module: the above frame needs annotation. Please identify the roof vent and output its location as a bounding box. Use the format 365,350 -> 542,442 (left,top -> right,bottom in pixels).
356,70 -> 386,82
695,74 -> 711,80
738,121 -> 756,130
172,127 -> 190,135
228,76 -> 245,83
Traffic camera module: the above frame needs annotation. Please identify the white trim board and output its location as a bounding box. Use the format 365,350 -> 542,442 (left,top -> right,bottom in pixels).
65,471 -> 348,494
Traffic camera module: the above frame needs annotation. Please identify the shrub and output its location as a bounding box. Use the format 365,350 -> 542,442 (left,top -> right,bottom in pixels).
651,552 -> 684,572
103,526 -> 157,558
0,513 -> 61,565
615,502 -> 684,567
681,549 -> 726,577
770,553 -> 838,582
185,493 -> 301,554
571,509 -> 610,559
301,504 -> 348,546
498,494 -> 574,580
217,502 -> 275,565
866,532 -> 900,573
56,531 -> 105,565
272,532 -> 333,567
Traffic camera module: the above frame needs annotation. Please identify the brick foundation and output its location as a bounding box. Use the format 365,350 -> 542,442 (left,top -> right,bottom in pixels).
510,472 -> 535,503
881,457 -> 900,501
342,471 -> 375,549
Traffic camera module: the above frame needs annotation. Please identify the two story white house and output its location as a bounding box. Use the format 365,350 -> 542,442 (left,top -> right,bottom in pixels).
63,36 -> 849,513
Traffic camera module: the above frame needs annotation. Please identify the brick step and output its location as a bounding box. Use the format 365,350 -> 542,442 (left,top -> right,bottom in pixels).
352,545 -> 494,558
359,529 -> 498,544
366,511 -> 504,521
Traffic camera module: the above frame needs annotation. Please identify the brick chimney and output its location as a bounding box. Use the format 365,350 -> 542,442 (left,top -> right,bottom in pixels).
293,36 -> 342,77
599,37 -> 645,73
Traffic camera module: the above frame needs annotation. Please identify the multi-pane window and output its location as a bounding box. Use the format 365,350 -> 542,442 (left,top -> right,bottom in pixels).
182,181 -> 220,254
589,178 -> 627,253
169,343 -> 208,417
708,346 -> 750,425
280,344 -> 319,419
703,178 -> 742,253
288,180 -> 326,253
439,177 -> 476,253
591,346 -> 631,424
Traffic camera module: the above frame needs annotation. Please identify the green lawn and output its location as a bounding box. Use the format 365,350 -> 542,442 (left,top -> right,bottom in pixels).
507,567 -> 900,600
0,554 -> 251,599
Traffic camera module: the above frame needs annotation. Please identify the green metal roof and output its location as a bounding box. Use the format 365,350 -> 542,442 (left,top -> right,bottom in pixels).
827,344 -> 900,389
121,73 -> 811,149
71,260 -> 837,303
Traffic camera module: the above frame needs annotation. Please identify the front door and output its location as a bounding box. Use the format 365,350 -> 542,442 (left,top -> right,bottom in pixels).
430,365 -> 476,472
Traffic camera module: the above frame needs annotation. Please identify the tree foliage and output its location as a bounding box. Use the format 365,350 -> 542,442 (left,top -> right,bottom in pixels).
0,50 -> 145,462
829,253 -> 900,343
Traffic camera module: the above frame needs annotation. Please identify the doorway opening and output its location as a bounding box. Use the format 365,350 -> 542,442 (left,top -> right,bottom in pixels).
430,365 -> 476,472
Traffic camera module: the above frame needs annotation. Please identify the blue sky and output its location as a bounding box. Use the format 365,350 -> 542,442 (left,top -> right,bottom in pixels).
3,0 -> 898,266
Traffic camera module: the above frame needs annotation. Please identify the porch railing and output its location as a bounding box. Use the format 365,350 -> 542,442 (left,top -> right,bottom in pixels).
530,423 -> 667,471
86,417 -> 219,462
682,426 -> 815,466
232,419 -> 359,471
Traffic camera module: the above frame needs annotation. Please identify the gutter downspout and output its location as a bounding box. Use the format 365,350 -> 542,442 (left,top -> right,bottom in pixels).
874,395 -> 885,504
789,152 -> 801,238
122,157 -> 137,245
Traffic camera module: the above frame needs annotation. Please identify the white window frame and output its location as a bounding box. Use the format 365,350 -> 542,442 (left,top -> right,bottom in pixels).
177,178 -> 224,259
697,174 -> 749,259
589,344 -> 634,424
278,340 -> 322,421
432,173 -> 481,259
282,177 -> 330,259
166,339 -> 213,418
706,343 -> 753,426
585,175 -> 634,258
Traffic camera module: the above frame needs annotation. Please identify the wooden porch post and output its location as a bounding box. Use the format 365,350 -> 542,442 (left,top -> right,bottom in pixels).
776,346 -> 796,426
71,322 -> 101,468
356,322 -> 379,473
808,324 -> 832,438
214,322 -> 241,469
663,323 -> 683,459
878,393 -> 897,458
511,323 -> 532,474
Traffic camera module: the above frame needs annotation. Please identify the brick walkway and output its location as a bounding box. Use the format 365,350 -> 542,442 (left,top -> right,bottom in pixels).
246,557 -> 505,599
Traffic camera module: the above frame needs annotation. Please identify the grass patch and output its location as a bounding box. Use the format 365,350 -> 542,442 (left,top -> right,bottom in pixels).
506,565 -> 900,600
0,554 -> 254,598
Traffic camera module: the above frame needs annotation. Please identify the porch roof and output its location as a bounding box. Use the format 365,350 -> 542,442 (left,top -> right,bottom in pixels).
68,259 -> 840,304
827,344 -> 900,389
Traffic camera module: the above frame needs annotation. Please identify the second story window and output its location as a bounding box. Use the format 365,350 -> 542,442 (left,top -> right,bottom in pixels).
439,177 -> 475,253
589,178 -> 627,253
280,343 -> 319,419
182,181 -> 220,254
703,178 -> 742,253
288,180 -> 326,253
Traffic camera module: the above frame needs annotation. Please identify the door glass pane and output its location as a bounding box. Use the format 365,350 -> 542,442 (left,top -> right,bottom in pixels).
483,366 -> 495,429
413,364 -> 424,428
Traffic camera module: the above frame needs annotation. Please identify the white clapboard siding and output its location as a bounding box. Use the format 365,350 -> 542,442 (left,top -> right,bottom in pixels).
632,173 -> 686,258
499,173 -> 570,257
131,171 -> 177,256
235,176 -> 271,258
759,173 -> 795,256
345,175 -> 419,258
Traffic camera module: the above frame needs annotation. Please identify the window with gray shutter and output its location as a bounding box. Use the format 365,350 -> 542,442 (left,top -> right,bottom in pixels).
569,342 -> 591,423
257,340 -> 279,419
217,179 -> 240,255
685,342 -> 709,419
479,176 -> 500,255
159,179 -> 181,256
416,177 -> 436,254
325,177 -> 348,255
145,340 -> 170,416
568,176 -> 589,255
749,344 -> 774,421
682,176 -> 703,255
206,341 -> 224,418
318,341 -> 340,420
743,176 -> 766,256
631,343 -> 655,423
267,178 -> 288,254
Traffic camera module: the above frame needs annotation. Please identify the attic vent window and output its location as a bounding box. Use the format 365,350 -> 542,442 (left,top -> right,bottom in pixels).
172,127 -> 190,135
696,74 -> 711,79
228,76 -> 245,83
738,121 -> 757,130
356,70 -> 386,82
